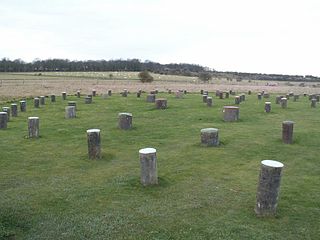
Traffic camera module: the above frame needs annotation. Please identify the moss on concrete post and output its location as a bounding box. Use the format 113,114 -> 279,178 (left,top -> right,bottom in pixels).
257,93 -> 262,100
155,98 -> 167,109
87,129 -> 101,160
282,120 -> 294,144
223,106 -> 239,122
0,112 -> 8,129
139,148 -> 158,186
28,117 -> 39,138
201,128 -> 219,146
118,113 -> 132,130
92,89 -> 96,97
275,96 -> 281,104
108,90 -> 112,96
255,160 -> 284,216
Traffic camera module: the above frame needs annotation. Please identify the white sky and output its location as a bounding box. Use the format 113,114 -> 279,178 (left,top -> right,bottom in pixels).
0,0 -> 319,76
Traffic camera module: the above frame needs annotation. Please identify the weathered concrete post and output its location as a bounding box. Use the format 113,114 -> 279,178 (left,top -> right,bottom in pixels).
235,96 -> 241,105
118,113 -> 132,130
311,98 -> 317,108
202,95 -> 208,103
108,90 -> 112,96
248,90 -> 252,95
28,117 -> 39,138
168,89 -> 172,94
137,92 -> 141,98
206,97 -> 213,107
34,98 -> 40,108
50,94 -> 56,102
92,89 -> 96,97
77,91 -> 81,98
65,106 -> 76,119
20,100 -> 26,112
263,93 -> 270,99
223,106 -> 239,122
293,95 -> 299,102
139,148 -> 158,186
87,129 -> 101,159
225,92 -> 230,98
85,96 -> 92,104
39,96 -> 45,105
280,98 -> 287,108
204,90 -> 209,96
155,98 -> 167,109
257,93 -> 262,100
122,89 -> 128,97
219,92 -> 224,99
240,94 -> 246,102
275,96 -> 281,104
265,102 -> 271,113
255,160 -> 284,216
0,112 -> 8,129
282,121 -> 294,144
146,94 -> 156,103
11,103 -> 18,117
200,89 -> 204,95
62,92 -> 67,100
2,107 -> 10,121
175,90 -> 183,98
201,128 -> 219,146
68,101 -> 77,110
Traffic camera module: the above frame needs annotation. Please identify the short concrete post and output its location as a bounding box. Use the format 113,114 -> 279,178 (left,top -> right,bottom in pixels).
85,96 -> 92,104
137,92 -> 141,98
168,89 -> 172,94
248,90 -> 252,95
225,92 -> 229,98
219,92 -> 223,99
20,100 -> 26,112
155,98 -> 167,109
280,98 -> 287,108
139,148 -> 158,186
257,94 -> 262,100
118,113 -> 132,130
223,106 -> 239,122
108,90 -> 112,96
282,121 -> 294,144
68,101 -> 77,110
92,89 -> 96,97
11,104 -> 18,117
240,94 -> 246,101
265,102 -> 271,113
175,90 -> 183,98
62,92 -> 67,100
77,91 -> 81,98
275,96 -> 281,104
263,93 -> 270,99
293,95 -> 299,102
65,106 -> 76,119
206,97 -> 213,107
0,112 -> 8,129
235,96 -> 240,105
202,95 -> 208,103
2,107 -> 10,121
311,99 -> 316,108
201,128 -> 219,146
215,90 -> 220,97
28,117 -> 39,138
200,89 -> 204,95
316,95 -> 320,102
122,89 -> 128,97
40,96 -> 45,105
146,94 -> 156,103
255,160 -> 284,216
50,94 -> 56,102
34,98 -> 40,108
204,91 -> 209,96
87,129 -> 101,159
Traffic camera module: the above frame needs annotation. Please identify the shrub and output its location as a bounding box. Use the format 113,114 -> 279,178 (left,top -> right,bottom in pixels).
138,70 -> 154,83
198,72 -> 212,82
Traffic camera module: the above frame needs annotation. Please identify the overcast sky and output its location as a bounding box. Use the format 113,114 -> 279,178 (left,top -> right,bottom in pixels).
0,0 -> 319,76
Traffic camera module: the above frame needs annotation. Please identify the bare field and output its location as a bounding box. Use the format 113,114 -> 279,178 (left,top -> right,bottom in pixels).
0,72 -> 319,100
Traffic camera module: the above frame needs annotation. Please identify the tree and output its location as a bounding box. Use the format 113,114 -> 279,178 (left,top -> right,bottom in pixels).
198,72 -> 212,82
138,70 -> 154,83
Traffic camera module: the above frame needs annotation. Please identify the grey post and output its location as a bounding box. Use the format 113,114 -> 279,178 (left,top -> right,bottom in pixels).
282,120 -> 294,144
11,103 -> 18,117
40,96 -> 45,105
0,112 -> 8,129
51,94 -> 56,102
34,98 -> 40,108
139,148 -> 158,186
28,117 -> 39,138
206,97 -> 213,107
118,113 -> 132,130
223,106 -> 239,122
146,94 -> 156,103
280,98 -> 287,108
2,107 -> 10,121
62,92 -> 67,100
265,102 -> 271,113
201,128 -> 219,146
155,98 -> 167,109
87,129 -> 101,159
20,100 -> 27,112
65,106 -> 76,119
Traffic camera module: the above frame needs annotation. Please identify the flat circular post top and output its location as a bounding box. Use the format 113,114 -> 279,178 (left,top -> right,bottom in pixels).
281,97 -> 287,100
87,129 -> 101,133
139,147 -> 157,154
11,103 -> 17,106
68,101 -> 76,104
261,160 -> 284,168
118,112 -> 132,117
207,97 -> 212,99
62,92 -> 66,93
34,97 -> 39,99
28,117 -> 39,120
201,128 -> 218,133
223,106 -> 239,109
20,100 -> 26,103
40,96 -> 45,97
0,112 -> 8,114
265,102 -> 271,104
2,107 -> 9,110
156,98 -> 167,101
283,120 -> 294,125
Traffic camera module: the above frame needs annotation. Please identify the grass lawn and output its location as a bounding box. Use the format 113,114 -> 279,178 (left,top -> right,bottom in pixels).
0,92 -> 319,239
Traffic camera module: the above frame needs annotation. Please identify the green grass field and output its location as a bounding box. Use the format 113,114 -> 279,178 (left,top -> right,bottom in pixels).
0,92 -> 319,239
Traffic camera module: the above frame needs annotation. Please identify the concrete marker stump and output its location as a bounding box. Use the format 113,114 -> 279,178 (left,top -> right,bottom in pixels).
275,96 -> 281,104
28,117 -> 39,138
85,96 -> 92,104
280,98 -> 287,108
11,104 -> 18,117
92,89 -> 96,97
311,98 -> 317,108
34,98 -> 40,108
257,94 -> 262,100
87,129 -> 101,159
293,95 -> 299,102
255,160 -> 284,216
122,89 -> 128,97
118,113 -> 132,130
206,97 -> 213,107
65,106 -> 76,119
20,100 -> 26,112
108,90 -> 112,96
175,90 -> 183,98
223,106 -> 239,122
77,91 -> 81,98
202,95 -> 208,103
146,94 -> 156,103
2,107 -> 10,121
62,92 -> 67,100
201,128 -> 219,146
139,148 -> 158,186
282,121 -> 294,144
155,98 -> 167,109
68,101 -> 77,110
225,92 -> 229,98
50,94 -> 56,102
265,102 -> 271,113
0,112 -> 8,129
40,96 -> 45,105
235,96 -> 240,105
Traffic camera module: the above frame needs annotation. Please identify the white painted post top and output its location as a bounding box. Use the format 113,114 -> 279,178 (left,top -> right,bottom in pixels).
119,112 -> 132,117
281,98 -> 287,100
265,102 -> 271,104
0,112 -> 8,114
201,128 -> 218,133
11,103 -> 17,106
139,148 -> 157,154
28,117 -> 39,120
87,129 -> 101,133
20,100 -> 26,103
261,160 -> 284,168
283,120 -> 294,125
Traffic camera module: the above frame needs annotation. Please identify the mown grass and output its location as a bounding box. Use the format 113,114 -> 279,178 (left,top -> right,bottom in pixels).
0,92 -> 319,239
